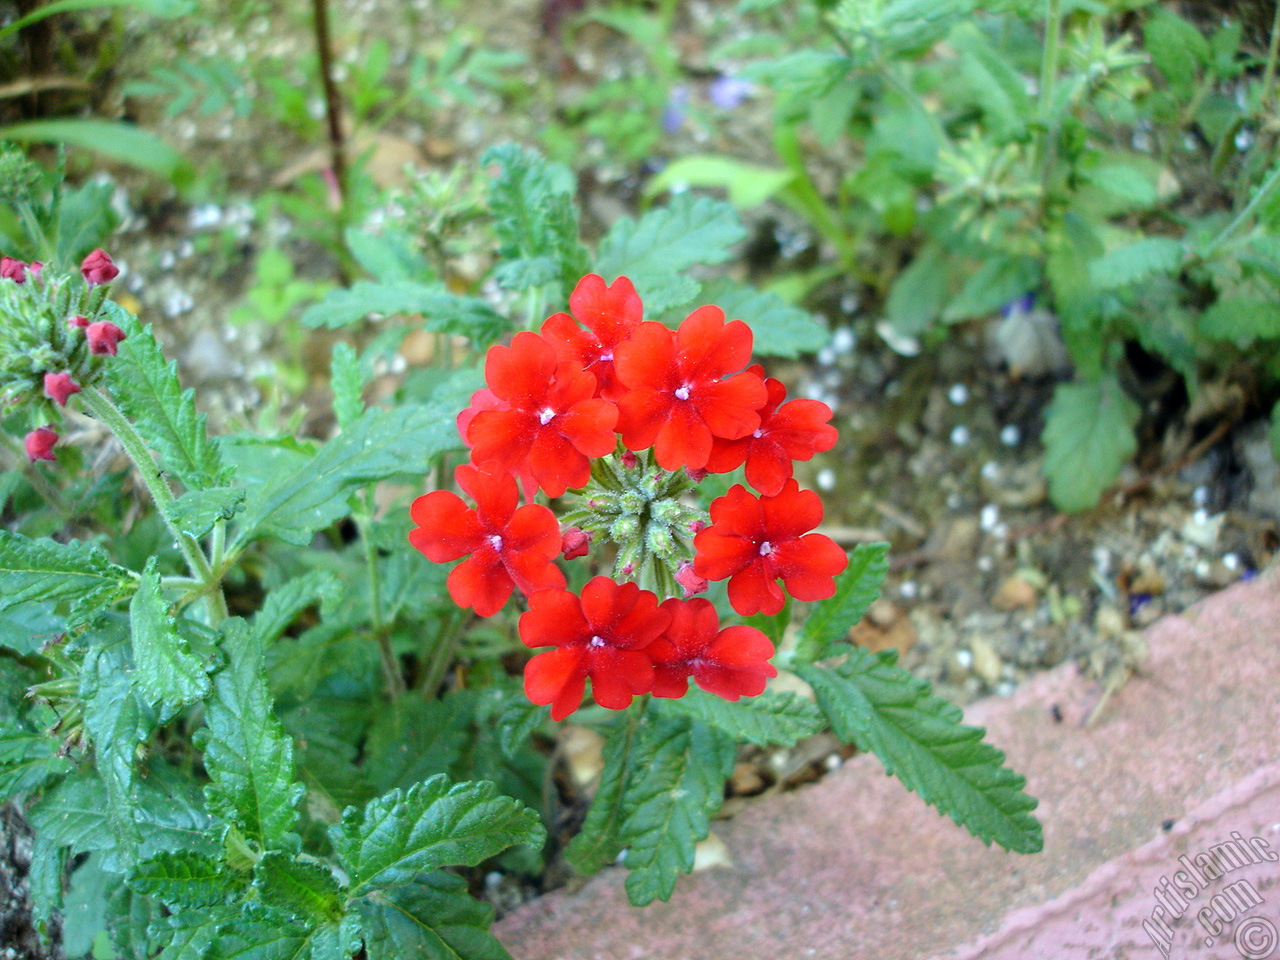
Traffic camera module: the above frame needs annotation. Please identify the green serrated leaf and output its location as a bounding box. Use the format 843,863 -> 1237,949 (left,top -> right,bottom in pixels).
952,21 -> 1031,138
885,241 -> 948,336
656,687 -> 824,747
81,635 -> 155,861
645,155 -> 795,209
251,570 -> 341,647
362,697 -> 466,797
696,279 -> 829,357
1042,377 -> 1139,512
148,908 -> 226,960
795,543 -> 889,664
497,697 -> 548,760
232,404 -> 464,548
941,256 -> 1041,324
105,305 -> 228,491
344,226 -> 425,284
128,850 -> 234,909
1088,236 -> 1183,289
0,531 -> 134,635
330,342 -> 364,429
215,907 -> 360,960
61,851 -> 115,958
563,716 -> 635,875
481,143 -> 588,299
253,852 -> 342,922
353,871 -> 512,960
104,882 -> 159,960
130,558 -> 213,719
1197,298 -> 1280,345
300,281 -> 507,340
1089,163 -> 1159,208
199,619 -> 304,851
165,486 -> 245,539
620,714 -> 735,905
1145,8 -> 1208,92
593,194 -> 747,316
330,775 -> 544,894
797,645 -> 1042,853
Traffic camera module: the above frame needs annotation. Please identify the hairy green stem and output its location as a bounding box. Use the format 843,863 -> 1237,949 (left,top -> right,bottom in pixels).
1036,0 -> 1063,189
1263,0 -> 1280,110
81,386 -> 228,623
1204,159 -> 1280,258
357,484 -> 404,698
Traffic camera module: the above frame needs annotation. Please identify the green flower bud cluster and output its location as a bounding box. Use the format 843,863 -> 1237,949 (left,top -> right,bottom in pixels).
559,447 -> 707,597
0,265 -> 114,418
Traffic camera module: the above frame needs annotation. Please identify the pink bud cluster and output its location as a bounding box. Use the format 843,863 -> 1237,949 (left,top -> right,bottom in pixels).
3,249 -> 127,463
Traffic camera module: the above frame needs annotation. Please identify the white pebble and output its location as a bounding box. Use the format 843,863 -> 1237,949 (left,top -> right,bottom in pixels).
1192,485 -> 1209,508
1192,508 -> 1210,526
831,327 -> 856,353
1000,425 -> 1020,446
977,555 -> 994,572
979,504 -> 1000,532
823,753 -> 842,771
955,649 -> 973,669
981,461 -> 1000,480
950,425 -> 970,446
1223,553 -> 1241,571
948,383 -> 968,405
816,468 -> 836,491
946,491 -> 962,509
899,580 -> 918,599
993,522 -> 1009,540
817,346 -> 836,366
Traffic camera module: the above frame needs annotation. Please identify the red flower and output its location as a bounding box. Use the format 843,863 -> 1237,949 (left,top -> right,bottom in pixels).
693,479 -> 847,616
465,332 -> 618,497
86,321 -> 126,356
409,461 -> 566,617
540,274 -> 643,402
24,427 -> 58,463
520,577 -> 669,720
648,597 -> 777,701
457,388 -> 537,500
705,365 -> 838,495
80,248 -> 119,285
674,560 -> 708,598
43,372 -> 81,407
613,306 -> 767,471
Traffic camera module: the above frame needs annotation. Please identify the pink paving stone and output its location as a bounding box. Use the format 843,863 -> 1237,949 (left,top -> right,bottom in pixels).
495,565 -> 1280,960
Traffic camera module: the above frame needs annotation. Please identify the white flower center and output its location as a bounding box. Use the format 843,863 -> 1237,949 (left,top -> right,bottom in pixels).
538,407 -> 556,425
758,541 -> 773,557
488,534 -> 503,551
589,635 -> 606,648
674,385 -> 690,401
752,428 -> 763,438
599,350 -> 613,362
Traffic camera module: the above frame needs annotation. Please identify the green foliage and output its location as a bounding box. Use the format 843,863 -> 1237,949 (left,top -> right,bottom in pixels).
594,194 -> 747,316
1042,376 -> 1139,512
0,531 -> 134,638
793,543 -> 890,664
796,645 -> 1043,853
129,558 -> 214,719
656,687 -> 824,748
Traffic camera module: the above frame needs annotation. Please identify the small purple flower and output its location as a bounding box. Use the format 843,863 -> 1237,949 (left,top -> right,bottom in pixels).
1000,293 -> 1037,318
709,75 -> 754,110
662,86 -> 690,134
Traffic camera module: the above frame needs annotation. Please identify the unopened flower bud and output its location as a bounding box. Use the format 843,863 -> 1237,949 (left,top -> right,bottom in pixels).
561,527 -> 590,560
86,321 -> 126,356
80,248 -> 119,285
1,256 -> 28,283
619,490 -> 645,515
675,560 -> 709,598
67,314 -> 89,328
686,467 -> 708,483
689,519 -> 707,535
621,451 -> 638,469
652,499 -> 683,525
24,427 -> 58,463
647,526 -> 677,558
43,372 -> 81,407
610,516 -> 640,543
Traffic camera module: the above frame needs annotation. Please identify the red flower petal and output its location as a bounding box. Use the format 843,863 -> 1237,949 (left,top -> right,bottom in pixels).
408,490 -> 485,561
691,625 -> 777,700
447,554 -> 514,617
525,647 -> 589,721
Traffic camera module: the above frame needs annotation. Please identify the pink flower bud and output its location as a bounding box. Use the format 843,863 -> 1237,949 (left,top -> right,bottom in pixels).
68,314 -> 90,329
686,467 -> 708,483
80,248 -> 119,285
86,321 -> 126,356
27,261 -> 42,280
24,427 -> 58,463
675,560 -> 709,598
561,527 -> 590,560
43,372 -> 81,407
689,519 -> 707,535
621,451 -> 638,469
1,257 -> 28,283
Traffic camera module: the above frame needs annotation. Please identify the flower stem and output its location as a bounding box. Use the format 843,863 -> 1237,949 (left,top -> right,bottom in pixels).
1262,0 -> 1280,111
80,385 -> 228,623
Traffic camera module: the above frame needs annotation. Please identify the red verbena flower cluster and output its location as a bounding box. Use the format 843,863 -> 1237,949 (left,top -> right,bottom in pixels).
410,274 -> 847,719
